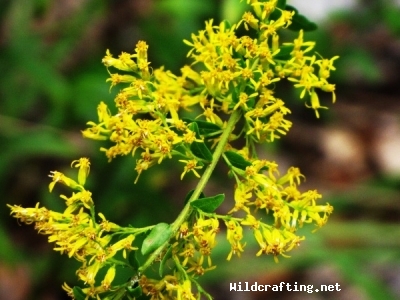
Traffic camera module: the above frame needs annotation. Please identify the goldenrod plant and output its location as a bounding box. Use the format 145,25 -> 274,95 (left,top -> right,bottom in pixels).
8,0 -> 337,299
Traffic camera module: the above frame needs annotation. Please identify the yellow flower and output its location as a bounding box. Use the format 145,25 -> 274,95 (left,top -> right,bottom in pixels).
77,260 -> 101,285
240,11 -> 259,30
101,265 -> 116,291
306,89 -> 328,118
71,158 -> 91,186
60,190 -> 93,209
61,282 -> 74,298
48,171 -> 82,192
108,234 -> 137,259
241,214 -> 260,229
179,159 -> 203,180
225,220 -> 245,260
176,280 -> 196,300
228,183 -> 252,214
98,213 -> 120,232
277,166 -> 305,186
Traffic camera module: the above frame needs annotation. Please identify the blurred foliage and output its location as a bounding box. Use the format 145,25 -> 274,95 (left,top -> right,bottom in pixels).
1,0 -> 400,299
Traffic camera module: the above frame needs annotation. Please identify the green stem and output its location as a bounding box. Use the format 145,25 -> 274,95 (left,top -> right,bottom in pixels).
139,109 -> 242,273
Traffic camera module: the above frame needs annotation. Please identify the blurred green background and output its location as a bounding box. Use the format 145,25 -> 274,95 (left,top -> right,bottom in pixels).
1,0 -> 400,299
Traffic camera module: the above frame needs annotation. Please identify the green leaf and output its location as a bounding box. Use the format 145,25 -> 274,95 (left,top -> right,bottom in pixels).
141,223 -> 172,256
128,250 -> 140,270
159,245 -> 173,277
224,151 -> 252,170
274,44 -> 294,60
73,286 -> 86,300
276,0 -> 286,10
126,286 -> 143,298
269,8 -> 282,21
190,194 -> 225,213
184,189 -> 206,205
191,141 -> 213,161
183,118 -> 222,136
286,5 -> 317,31
105,287 -> 128,300
188,122 -> 213,161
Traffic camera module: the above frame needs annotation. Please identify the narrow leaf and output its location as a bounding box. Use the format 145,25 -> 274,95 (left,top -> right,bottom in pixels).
159,245 -> 173,277
126,286 -> 143,298
224,151 -> 252,170
191,194 -> 225,213
128,250 -> 140,270
188,122 -> 213,161
183,118 -> 222,135
107,287 -> 128,300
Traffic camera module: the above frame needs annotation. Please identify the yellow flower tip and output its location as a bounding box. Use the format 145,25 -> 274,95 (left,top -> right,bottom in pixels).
179,159 -> 202,180
62,282 -> 74,297
102,265 -> 116,291
71,158 -> 91,186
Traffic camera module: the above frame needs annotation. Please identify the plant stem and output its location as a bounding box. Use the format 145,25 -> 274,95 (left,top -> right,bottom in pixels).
139,109 -> 242,273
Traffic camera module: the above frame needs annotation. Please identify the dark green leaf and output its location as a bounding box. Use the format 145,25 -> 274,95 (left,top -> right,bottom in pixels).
274,44 -> 294,60
184,189 -> 206,205
188,121 -> 213,161
126,286 -> 143,298
224,151 -> 252,170
73,286 -> 86,300
286,5 -> 317,31
183,118 -> 222,135
107,287 -> 128,300
269,9 -> 281,21
128,251 -> 140,270
190,145 -> 212,162
159,245 -> 173,277
141,223 -> 172,256
276,0 -> 286,10
191,141 -> 213,161
190,194 -> 225,213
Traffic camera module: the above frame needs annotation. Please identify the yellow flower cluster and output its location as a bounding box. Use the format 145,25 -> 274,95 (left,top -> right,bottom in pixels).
140,276 -> 197,300
225,157 -> 332,262
82,0 -> 337,182
8,158 -> 140,299
173,217 -> 219,277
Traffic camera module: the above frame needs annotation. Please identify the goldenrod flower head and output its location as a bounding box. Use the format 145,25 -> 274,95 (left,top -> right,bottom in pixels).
101,265 -> 116,291
71,158 -> 90,186
48,171 -> 82,192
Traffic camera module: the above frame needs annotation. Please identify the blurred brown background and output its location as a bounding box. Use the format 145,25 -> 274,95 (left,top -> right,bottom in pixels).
1,0 -> 400,299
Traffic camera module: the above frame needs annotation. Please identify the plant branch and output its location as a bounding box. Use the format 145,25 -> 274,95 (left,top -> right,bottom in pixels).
139,109 -> 242,273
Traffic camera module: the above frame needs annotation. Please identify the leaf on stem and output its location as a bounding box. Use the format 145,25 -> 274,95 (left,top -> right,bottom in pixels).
188,122 -> 213,161
184,189 -> 206,205
159,245 -> 173,277
128,250 -> 140,270
141,223 -> 172,256
224,151 -> 252,170
190,194 -> 225,213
